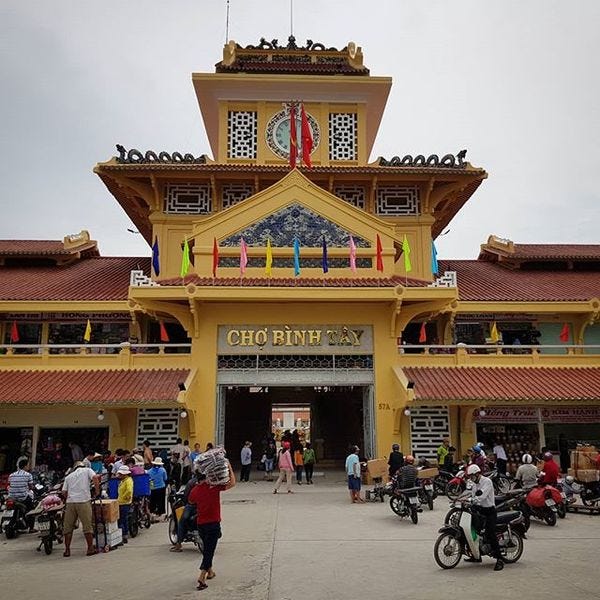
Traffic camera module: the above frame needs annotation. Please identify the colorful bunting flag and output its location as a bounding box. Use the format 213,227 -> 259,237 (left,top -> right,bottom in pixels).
419,322 -> 427,343
349,236 -> 357,273
431,240 -> 439,275
322,237 -> 329,273
212,237 -> 219,278
489,321 -> 500,343
83,319 -> 92,343
376,234 -> 384,272
180,237 -> 190,278
240,237 -> 248,276
402,235 -> 412,273
152,236 -> 160,276
300,103 -> 313,168
293,238 -> 301,277
265,237 -> 273,277
159,322 -> 170,343
289,103 -> 298,168
10,320 -> 19,344
559,323 -> 570,343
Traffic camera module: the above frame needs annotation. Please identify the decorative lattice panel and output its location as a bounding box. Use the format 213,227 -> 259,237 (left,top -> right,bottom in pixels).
222,183 -> 254,209
333,185 -> 366,209
165,183 -> 212,214
329,113 -> 357,161
375,186 -> 420,216
228,111 -> 257,159
218,355 -> 373,370
410,406 -> 450,460
136,408 -> 180,451
428,271 -> 457,288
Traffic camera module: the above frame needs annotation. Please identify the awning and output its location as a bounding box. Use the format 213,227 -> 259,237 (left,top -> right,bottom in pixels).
0,368 -> 191,406
400,366 -> 600,403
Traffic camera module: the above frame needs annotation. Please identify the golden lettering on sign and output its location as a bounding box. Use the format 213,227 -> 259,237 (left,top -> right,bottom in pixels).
225,326 -> 365,348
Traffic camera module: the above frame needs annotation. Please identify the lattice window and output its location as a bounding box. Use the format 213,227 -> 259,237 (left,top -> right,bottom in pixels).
228,111 -> 257,159
333,184 -> 366,209
222,183 -> 254,209
218,355 -> 373,370
410,406 -> 450,460
376,186 -> 420,216
165,183 -> 212,214
329,113 -> 357,161
136,408 -> 180,451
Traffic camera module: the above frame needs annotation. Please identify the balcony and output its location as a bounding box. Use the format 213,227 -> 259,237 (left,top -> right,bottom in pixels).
397,344 -> 600,367
0,343 -> 192,369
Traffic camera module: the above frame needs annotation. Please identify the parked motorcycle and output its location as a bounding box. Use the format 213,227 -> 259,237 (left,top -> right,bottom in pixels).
578,480 -> 600,507
524,484 -> 561,527
167,487 -> 203,552
385,482 -> 421,524
28,494 -> 64,555
417,477 -> 435,510
434,498 -> 526,569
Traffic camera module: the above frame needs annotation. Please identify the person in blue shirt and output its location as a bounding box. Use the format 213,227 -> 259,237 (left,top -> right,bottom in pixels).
189,443 -> 202,465
148,457 -> 168,519
345,445 -> 364,503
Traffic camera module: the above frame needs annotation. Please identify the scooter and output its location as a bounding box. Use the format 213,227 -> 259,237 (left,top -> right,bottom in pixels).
434,497 -> 526,569
167,487 -> 203,552
524,484 -> 561,527
386,482 -> 421,524
28,494 -> 64,555
417,477 -> 436,510
1,497 -> 31,539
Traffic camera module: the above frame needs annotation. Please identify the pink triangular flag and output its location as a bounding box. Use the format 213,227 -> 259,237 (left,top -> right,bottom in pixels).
349,236 -> 357,273
240,238 -> 248,276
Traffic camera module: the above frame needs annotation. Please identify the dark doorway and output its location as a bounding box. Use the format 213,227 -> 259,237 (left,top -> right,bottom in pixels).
223,386 -> 365,465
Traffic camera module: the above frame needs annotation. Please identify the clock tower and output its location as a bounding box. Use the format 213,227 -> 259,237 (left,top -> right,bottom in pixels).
193,36 -> 392,167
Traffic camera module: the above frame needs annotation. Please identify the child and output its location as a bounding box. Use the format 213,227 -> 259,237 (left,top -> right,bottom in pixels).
303,442 -> 316,484
117,465 -> 133,543
293,443 -> 304,485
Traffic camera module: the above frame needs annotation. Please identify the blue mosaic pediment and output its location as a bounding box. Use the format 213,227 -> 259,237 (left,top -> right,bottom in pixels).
220,203 -> 370,248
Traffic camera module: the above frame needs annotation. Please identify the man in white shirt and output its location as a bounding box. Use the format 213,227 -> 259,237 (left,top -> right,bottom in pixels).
466,464 -> 504,571
493,441 -> 508,475
62,462 -> 100,557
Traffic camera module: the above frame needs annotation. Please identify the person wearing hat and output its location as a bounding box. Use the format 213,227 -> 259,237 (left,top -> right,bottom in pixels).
62,461 -> 100,557
148,456 -> 168,519
388,443 -> 404,478
117,465 -> 134,543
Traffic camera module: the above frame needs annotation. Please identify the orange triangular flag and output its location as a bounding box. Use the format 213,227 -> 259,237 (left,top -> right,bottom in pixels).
559,323 -> 570,343
159,322 -> 170,343
419,322 -> 427,343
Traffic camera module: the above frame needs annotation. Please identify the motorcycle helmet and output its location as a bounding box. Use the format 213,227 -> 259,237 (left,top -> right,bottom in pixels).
565,475 -> 574,484
405,455 -> 415,464
543,451 -> 553,461
392,444 -> 400,451
522,453 -> 533,464
471,445 -> 482,454
466,464 -> 481,476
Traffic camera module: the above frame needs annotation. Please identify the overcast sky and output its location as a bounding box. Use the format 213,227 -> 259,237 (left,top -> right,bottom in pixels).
1,1 -> 598,259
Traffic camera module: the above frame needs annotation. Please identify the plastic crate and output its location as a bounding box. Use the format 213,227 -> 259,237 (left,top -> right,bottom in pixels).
107,478 -> 119,499
133,473 -> 150,497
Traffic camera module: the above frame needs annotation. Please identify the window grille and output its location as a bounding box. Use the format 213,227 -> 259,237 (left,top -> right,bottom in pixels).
333,184 -> 366,209
165,183 -> 212,214
228,111 -> 257,159
329,113 -> 357,161
375,186 -> 420,216
410,406 -> 450,460
222,183 -> 254,209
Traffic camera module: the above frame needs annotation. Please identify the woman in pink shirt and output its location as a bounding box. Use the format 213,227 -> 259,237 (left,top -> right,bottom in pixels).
273,441 -> 294,494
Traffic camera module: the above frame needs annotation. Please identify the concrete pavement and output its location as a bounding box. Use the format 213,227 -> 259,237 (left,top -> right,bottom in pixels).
1,472 -> 599,600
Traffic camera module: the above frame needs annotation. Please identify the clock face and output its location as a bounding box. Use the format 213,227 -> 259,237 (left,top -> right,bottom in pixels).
266,109 -> 320,160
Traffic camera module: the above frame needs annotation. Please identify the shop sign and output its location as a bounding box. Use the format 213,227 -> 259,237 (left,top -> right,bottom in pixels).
456,313 -> 537,323
218,324 -> 373,355
473,407 -> 539,423
1,312 -> 130,322
541,407 -> 600,423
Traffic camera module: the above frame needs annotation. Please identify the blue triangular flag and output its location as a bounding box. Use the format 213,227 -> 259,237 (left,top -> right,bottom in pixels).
293,238 -> 301,277
322,237 -> 329,274
152,236 -> 160,276
431,240 -> 439,275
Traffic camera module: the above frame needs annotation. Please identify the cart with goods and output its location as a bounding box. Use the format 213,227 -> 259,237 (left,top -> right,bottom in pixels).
92,498 -> 122,552
363,458 -> 389,502
567,446 -> 600,512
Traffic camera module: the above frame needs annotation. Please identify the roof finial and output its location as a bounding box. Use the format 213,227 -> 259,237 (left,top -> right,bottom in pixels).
225,0 -> 230,43
290,0 -> 294,37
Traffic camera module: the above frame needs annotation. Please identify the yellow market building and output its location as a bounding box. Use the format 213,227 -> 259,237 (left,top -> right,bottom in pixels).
1,37 -> 599,476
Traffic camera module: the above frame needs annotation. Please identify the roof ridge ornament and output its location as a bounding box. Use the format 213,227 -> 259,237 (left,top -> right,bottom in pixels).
379,150 -> 467,168
115,145 -> 207,164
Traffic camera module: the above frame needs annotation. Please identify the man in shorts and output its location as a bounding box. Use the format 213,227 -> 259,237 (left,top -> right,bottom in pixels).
345,445 -> 364,503
62,461 -> 100,557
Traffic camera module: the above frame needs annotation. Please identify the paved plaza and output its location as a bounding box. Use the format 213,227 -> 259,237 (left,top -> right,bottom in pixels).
1,472 -> 599,600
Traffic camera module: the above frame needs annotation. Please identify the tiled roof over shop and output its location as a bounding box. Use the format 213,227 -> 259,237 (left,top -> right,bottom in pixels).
0,368 -> 189,406
403,366 -> 600,402
438,259 -> 600,301
509,244 -> 600,260
0,257 -> 150,301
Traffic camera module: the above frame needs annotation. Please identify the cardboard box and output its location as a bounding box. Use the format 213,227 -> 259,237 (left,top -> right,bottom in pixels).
95,520 -> 119,534
362,472 -> 389,486
366,458 -> 388,479
417,467 -> 439,479
568,468 -> 599,483
92,499 -> 119,524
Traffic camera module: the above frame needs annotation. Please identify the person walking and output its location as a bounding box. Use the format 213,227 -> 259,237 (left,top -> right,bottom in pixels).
293,443 -> 304,484
61,461 -> 100,557
273,441 -> 294,494
240,441 -> 252,482
116,465 -> 133,544
303,442 -> 316,484
148,457 -> 168,519
264,439 -> 277,482
189,460 -> 236,591
493,440 -> 508,475
345,445 -> 363,503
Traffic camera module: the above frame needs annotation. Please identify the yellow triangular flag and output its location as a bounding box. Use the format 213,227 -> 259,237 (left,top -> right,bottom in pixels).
83,319 -> 92,343
490,321 -> 500,343
265,237 -> 273,277
402,234 -> 412,273
180,237 -> 190,278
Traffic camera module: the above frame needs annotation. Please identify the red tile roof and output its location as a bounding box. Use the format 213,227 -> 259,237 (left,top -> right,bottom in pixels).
438,259 -> 600,301
157,275 -> 430,288
403,366 -> 600,402
0,368 -> 189,406
0,257 -> 150,301
510,244 -> 600,260
0,241 -> 72,255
